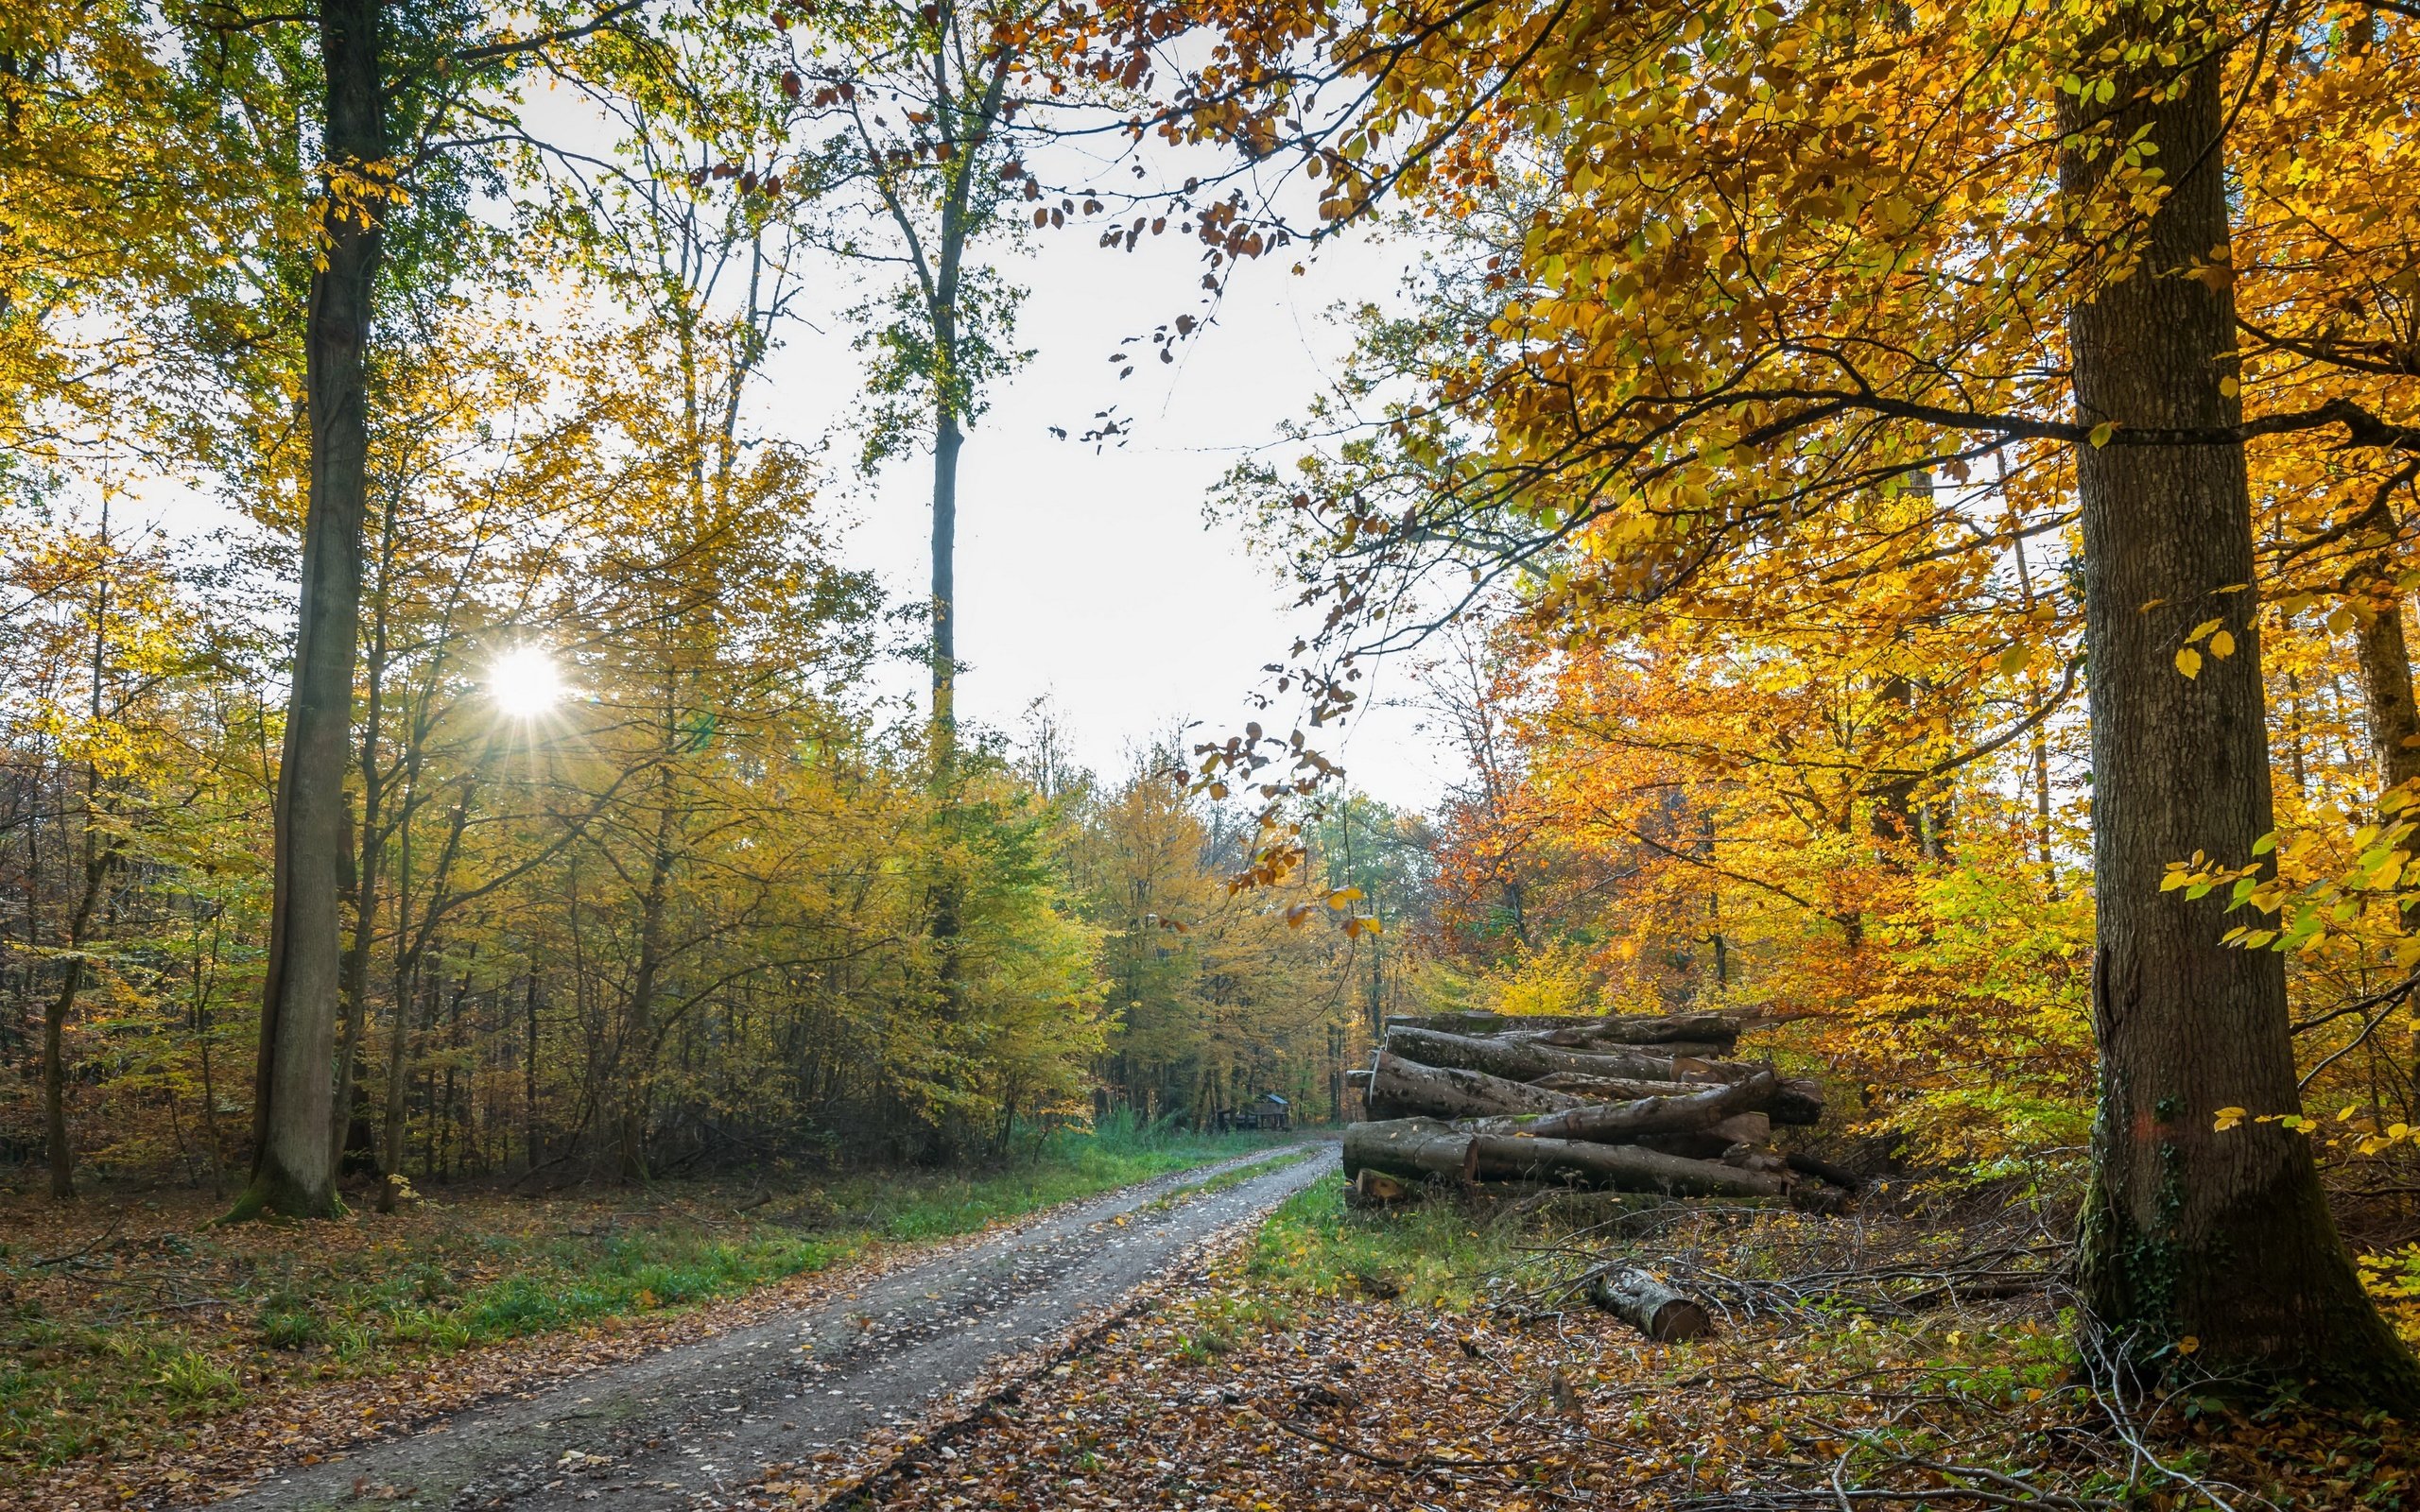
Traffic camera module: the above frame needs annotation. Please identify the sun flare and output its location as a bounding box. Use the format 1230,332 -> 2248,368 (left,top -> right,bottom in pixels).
490,646 -> 565,717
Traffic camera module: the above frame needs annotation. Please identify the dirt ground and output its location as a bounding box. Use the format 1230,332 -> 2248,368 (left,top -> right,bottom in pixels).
205,1148 -> 1329,1511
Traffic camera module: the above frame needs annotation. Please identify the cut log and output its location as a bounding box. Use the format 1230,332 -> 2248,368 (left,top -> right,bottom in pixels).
1467,1073 -> 1777,1144
1711,1111 -> 1772,1144
1587,1267 -> 1714,1341
1506,1032 -> 1730,1057
1344,1168 -> 1411,1208
1785,1151 -> 1868,1192
1371,1057 -> 1810,1137
1365,1051 -> 1584,1121
1633,1112 -> 1775,1162
1385,1010 -> 1743,1049
1386,1025 -> 1708,1087
1530,1069 -> 1824,1126
1531,1072 -> 1712,1099
1756,1081 -> 1824,1126
1342,1118 -> 1790,1199
1389,1024 -> 1789,1091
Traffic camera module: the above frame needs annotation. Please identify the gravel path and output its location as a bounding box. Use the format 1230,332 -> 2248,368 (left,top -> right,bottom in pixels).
214,1147 -> 1331,1512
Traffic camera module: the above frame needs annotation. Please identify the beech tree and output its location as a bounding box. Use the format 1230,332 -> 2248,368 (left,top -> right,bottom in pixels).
778,0 -> 1039,758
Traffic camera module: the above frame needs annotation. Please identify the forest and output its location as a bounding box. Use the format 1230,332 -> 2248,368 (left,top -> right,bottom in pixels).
9,0 -> 2420,1506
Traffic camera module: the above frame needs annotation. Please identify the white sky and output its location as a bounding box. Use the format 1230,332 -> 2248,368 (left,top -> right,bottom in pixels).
116,82 -> 1466,814
756,206 -> 1461,810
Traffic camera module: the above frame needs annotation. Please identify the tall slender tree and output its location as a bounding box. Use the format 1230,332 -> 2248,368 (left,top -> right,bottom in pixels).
786,0 -> 1034,758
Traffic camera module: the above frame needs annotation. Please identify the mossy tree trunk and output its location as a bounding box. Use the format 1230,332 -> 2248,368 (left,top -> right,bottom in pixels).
2062,6 -> 2420,1402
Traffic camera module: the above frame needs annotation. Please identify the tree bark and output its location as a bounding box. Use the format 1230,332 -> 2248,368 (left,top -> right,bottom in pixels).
1387,1024 -> 1729,1086
232,0 -> 386,1223
1635,1114 -> 1773,1161
1587,1268 -> 1713,1342
616,768 -> 681,1183
1343,1117 -> 1789,1198
43,848 -> 106,1201
1458,1071 -> 1776,1143
2355,594 -> 2420,800
330,482 -> 401,1172
1364,1050 -> 1582,1120
1508,1034 -> 1729,1058
1532,1069 -> 1823,1125
1386,1010 -> 1740,1048
930,403 -> 960,753
2062,15 -> 2420,1400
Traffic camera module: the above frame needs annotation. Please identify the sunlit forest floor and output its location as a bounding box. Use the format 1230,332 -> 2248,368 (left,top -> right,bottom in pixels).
0,1127 -> 1287,1503
836,1177 -> 2420,1512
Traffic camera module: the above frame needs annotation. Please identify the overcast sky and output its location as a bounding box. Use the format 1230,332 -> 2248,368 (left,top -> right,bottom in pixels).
752,194 -> 1461,810
122,85 -> 1467,814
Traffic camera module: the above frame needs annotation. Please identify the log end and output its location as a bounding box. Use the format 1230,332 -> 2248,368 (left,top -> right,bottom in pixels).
1646,1299 -> 1715,1342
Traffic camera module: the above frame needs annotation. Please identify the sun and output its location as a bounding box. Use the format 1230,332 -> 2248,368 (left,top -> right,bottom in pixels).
490,646 -> 565,717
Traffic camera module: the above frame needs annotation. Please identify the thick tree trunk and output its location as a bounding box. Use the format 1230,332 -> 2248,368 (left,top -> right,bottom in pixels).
1386,1024 -> 1728,1086
1635,1114 -> 1773,1161
2063,18 -> 2419,1400
1512,1035 -> 1729,1057
1343,1117 -> 1789,1198
1587,1268 -> 1713,1342
233,0 -> 386,1223
1364,1050 -> 1582,1120
1463,1071 -> 1776,1143
1386,1010 -> 1740,1048
1532,1069 -> 1824,1125
2356,595 -> 2420,799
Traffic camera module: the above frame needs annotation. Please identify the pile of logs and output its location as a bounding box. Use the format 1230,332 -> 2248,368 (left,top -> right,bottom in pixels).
1341,1010 -> 1858,1212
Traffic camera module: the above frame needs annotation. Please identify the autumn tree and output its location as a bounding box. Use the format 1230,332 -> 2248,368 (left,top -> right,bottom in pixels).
1167,0 -> 2420,1397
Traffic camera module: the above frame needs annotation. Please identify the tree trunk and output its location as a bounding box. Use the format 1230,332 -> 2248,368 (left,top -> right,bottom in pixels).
1452,1071 -> 1776,1143
1386,1024 -> 1723,1086
232,0 -> 386,1223
1365,1050 -> 1582,1120
1509,1034 -> 1728,1057
43,805 -> 111,1201
617,773 -> 680,1183
1635,1114 -> 1773,1161
1342,1117 -> 1789,1199
1587,1268 -> 1713,1342
374,944 -> 424,1211
1534,1069 -> 1823,1125
2356,595 -> 2420,800
931,402 -> 960,754
2062,18 -> 2420,1400
330,487 -> 400,1172
1385,1010 -> 1739,1047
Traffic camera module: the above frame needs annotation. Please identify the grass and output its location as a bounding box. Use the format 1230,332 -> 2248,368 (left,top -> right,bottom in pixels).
1243,1174 -> 1517,1310
1136,1145 -> 1318,1213
0,1120 -> 1288,1486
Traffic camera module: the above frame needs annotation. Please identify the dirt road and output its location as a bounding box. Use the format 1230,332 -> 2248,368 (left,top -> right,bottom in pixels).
212,1148 -> 1328,1512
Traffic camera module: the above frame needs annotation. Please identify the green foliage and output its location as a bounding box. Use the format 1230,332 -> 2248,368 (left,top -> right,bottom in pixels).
149,1349 -> 240,1407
